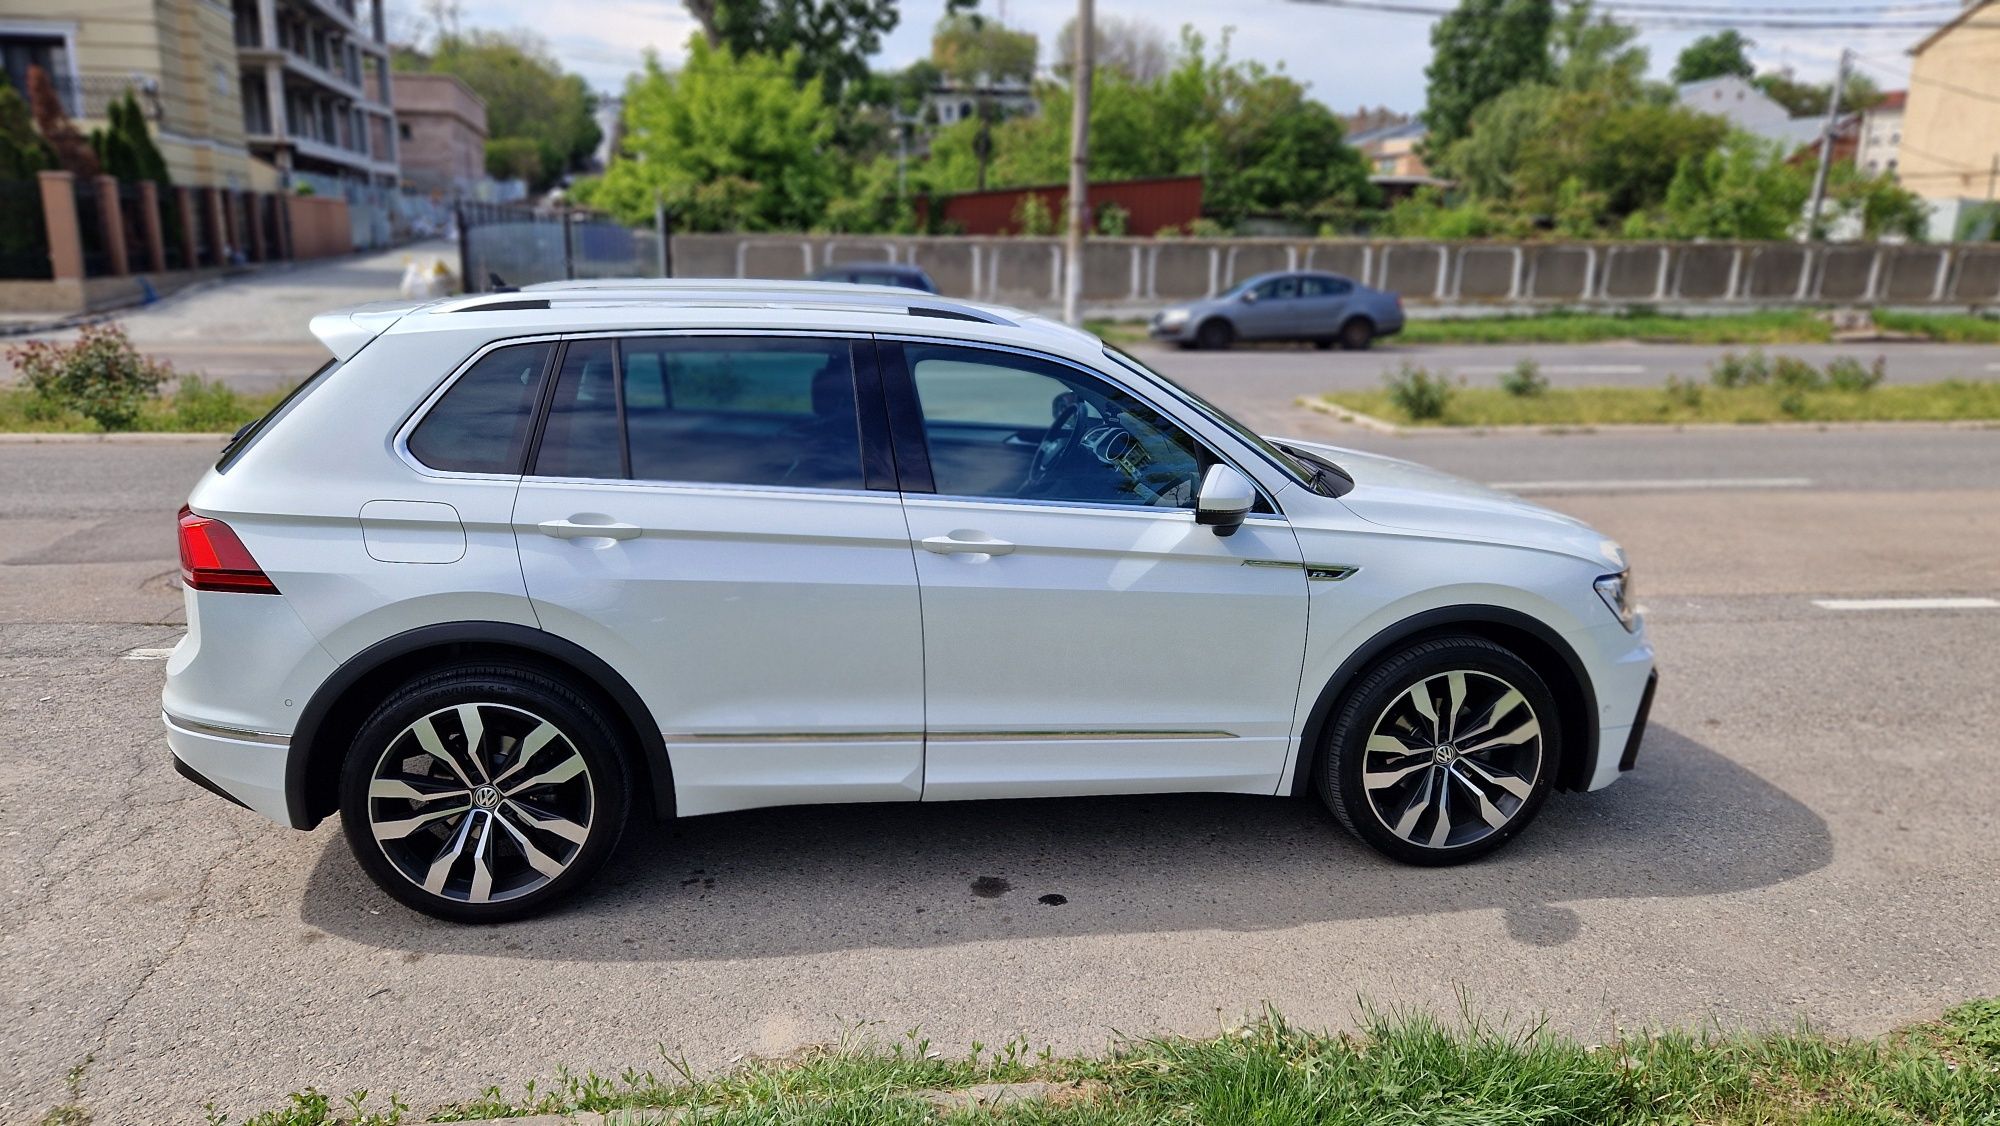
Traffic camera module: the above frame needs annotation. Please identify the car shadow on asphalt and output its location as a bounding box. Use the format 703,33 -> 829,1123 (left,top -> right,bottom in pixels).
299,725 -> 1830,957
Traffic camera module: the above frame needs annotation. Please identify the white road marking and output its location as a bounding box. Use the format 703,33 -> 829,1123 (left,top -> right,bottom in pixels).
1456,364 -> 1648,376
1812,597 -> 1999,612
122,647 -> 177,661
1489,477 -> 1814,493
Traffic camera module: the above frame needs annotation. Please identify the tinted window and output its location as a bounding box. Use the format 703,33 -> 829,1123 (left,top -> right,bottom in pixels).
908,345 -> 1210,509
1302,276 -> 1353,297
407,342 -> 552,474
533,339 -> 623,479
619,337 -> 864,489
1256,276 -> 1300,300
530,337 -> 865,490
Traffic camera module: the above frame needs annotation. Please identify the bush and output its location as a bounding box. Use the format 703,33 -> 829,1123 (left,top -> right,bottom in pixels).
1826,355 -> 1886,392
1385,363 -> 1454,420
1500,358 -> 1548,397
1664,374 -> 1704,408
1012,194 -> 1056,236
1779,390 -> 1809,417
1096,201 -> 1130,237
1710,349 -> 1771,388
6,322 -> 173,430
1772,354 -> 1824,390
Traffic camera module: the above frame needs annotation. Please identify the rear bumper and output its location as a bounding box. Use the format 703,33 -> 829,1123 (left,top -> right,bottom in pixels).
165,711 -> 295,826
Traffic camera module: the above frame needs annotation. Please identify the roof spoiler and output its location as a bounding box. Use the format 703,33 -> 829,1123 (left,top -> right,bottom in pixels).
307,300 -> 424,361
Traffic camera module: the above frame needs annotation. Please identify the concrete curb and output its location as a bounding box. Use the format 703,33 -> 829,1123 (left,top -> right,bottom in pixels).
1295,396 -> 2000,437
412,1083 -> 1072,1125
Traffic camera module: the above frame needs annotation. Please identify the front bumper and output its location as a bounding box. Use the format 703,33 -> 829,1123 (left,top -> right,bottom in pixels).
165,711 -> 294,824
1148,316 -> 1194,342
1619,669 -> 1658,772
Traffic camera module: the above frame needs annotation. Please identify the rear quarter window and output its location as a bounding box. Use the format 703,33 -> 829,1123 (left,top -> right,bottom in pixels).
407,341 -> 555,474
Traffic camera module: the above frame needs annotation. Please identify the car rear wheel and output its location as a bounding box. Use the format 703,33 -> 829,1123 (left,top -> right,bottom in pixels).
1317,637 -> 1558,865
1339,318 -> 1376,351
1196,318 -> 1235,350
339,664 -> 631,922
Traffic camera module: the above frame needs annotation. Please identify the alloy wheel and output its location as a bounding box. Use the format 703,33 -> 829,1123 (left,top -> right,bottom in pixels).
365,702 -> 596,904
1361,669 -> 1542,850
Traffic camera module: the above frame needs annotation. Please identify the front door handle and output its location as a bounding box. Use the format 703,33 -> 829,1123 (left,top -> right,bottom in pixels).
921,532 -> 1015,556
539,517 -> 641,541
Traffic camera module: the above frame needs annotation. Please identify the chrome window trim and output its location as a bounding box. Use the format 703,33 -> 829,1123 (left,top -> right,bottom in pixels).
904,492 -> 1287,524
518,474 -> 900,503
872,332 -> 1288,516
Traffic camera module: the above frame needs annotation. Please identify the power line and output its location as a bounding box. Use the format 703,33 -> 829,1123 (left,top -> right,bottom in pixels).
1851,51 -> 2000,107
1281,0 -> 1999,33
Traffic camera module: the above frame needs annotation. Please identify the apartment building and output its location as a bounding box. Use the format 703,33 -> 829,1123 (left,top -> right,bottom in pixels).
1,0 -> 253,188
231,0 -> 397,189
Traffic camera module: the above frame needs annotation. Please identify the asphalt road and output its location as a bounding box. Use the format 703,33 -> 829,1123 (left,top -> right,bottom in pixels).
3,416 -> 1998,1123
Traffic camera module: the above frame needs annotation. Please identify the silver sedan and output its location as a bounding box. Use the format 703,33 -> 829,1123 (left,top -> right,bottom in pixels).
1149,270 -> 1405,351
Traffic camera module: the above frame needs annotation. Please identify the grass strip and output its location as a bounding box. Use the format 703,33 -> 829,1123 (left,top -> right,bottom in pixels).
1325,381 -> 2000,427
1093,310 -> 2000,347
209,1000 -> 2000,1125
0,381 -> 283,434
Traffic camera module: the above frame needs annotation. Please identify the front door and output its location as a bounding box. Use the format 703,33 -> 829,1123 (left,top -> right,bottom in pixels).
513,334 -> 925,817
1236,274 -> 1301,340
883,340 -> 1309,800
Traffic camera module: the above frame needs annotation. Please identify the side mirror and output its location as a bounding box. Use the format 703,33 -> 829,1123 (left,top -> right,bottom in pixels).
1195,464 -> 1256,537
1239,290 -> 1259,304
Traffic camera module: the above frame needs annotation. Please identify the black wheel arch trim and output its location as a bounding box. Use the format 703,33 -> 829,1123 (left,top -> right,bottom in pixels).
284,621 -> 673,831
1290,605 -> 1600,799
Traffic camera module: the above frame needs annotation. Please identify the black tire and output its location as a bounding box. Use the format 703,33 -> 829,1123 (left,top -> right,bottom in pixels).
339,663 -> 632,923
1339,318 -> 1376,351
1196,318 -> 1235,351
1312,337 -> 1336,351
1316,636 -> 1559,866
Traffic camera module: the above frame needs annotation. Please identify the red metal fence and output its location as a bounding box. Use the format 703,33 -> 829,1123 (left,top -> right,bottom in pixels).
922,175 -> 1203,236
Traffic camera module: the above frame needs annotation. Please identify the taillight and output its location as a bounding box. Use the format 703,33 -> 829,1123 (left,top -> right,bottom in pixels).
178,505 -> 279,594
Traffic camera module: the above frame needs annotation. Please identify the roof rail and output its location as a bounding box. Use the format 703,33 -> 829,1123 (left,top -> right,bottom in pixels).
439,279 -> 1021,327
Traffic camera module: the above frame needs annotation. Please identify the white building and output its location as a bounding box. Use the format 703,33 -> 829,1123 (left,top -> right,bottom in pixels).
1855,90 -> 1907,176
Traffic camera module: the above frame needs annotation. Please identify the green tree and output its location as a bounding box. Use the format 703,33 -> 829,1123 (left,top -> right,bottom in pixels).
931,12 -> 1037,84
1673,30 -> 1755,83
1422,0 -> 1555,158
89,92 -> 171,185
683,0 -> 899,103
1550,0 -> 1645,94
1623,136 -> 1810,240
1755,69 -> 1882,116
0,85 -> 53,178
484,136 -> 542,183
592,38 -> 838,230
400,30 -> 599,190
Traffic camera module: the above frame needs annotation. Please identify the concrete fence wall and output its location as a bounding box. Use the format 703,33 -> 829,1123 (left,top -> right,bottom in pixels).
669,233 -> 2000,312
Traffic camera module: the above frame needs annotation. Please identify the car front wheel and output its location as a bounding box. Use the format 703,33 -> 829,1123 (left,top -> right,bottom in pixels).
1196,318 -> 1235,350
339,664 -> 632,922
1317,637 -> 1558,865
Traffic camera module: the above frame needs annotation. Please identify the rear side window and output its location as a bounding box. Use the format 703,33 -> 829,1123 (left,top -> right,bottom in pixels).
407,342 -> 553,474
532,336 -> 865,490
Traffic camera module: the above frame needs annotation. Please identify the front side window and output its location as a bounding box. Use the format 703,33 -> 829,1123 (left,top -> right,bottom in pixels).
1257,276 -> 1301,301
407,341 -> 553,474
530,336 -> 865,490
907,344 -> 1211,509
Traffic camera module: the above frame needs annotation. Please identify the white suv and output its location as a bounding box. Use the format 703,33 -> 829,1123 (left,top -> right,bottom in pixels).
165,281 -> 1656,922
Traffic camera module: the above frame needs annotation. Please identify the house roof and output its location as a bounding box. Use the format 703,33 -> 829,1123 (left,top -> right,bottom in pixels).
1910,0 -> 1997,56
1876,89 -> 1908,111
1347,120 -> 1426,146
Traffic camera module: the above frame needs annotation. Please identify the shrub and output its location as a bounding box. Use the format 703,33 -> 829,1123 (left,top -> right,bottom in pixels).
1772,354 -> 1825,390
1011,194 -> 1056,236
6,322 -> 172,430
1710,349 -> 1771,388
1500,358 -> 1548,397
1778,390 -> 1809,417
1664,374 -> 1704,408
1096,201 -> 1130,237
1826,355 -> 1886,392
1386,363 -> 1454,420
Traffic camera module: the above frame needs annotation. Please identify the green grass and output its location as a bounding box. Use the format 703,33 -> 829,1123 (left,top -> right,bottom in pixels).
1873,311 -> 2000,343
1395,309 -> 1838,345
204,1000 -> 2000,1125
1325,380 -> 2000,427
0,380 -> 282,434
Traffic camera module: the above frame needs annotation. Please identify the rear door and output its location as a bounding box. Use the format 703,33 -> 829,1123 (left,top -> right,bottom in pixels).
1299,275 -> 1354,337
511,333 -> 925,817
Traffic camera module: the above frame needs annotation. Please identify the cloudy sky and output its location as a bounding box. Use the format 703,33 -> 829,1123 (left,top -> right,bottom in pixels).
402,0 -> 1941,111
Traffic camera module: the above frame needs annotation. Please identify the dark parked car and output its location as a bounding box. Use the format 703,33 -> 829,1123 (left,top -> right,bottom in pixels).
812,262 -> 939,293
1148,270 -> 1404,351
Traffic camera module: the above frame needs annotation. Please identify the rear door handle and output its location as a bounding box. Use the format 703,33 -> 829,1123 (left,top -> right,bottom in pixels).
539,517 -> 641,541
921,532 -> 1015,556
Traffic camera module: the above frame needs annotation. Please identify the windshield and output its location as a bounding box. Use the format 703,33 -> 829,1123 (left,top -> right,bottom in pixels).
1101,345 -> 1314,489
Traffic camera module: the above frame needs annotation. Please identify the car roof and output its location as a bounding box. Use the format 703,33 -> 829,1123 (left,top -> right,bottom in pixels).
308,278 -> 1101,363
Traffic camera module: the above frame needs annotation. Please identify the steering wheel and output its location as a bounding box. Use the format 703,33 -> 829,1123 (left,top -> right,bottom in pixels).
1023,400 -> 1087,493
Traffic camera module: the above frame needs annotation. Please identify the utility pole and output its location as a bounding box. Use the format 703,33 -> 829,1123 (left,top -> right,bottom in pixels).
1805,47 -> 1851,242
1062,0 -> 1093,326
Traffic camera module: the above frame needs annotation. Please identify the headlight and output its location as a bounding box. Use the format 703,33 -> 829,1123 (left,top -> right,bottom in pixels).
1157,308 -> 1190,328
1595,571 -> 1638,631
